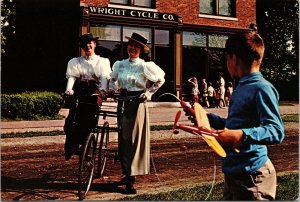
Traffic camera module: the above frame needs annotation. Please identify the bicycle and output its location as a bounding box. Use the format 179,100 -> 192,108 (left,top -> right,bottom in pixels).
64,92 -> 144,200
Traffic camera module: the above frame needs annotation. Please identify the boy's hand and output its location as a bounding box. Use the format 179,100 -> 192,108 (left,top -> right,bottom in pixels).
216,129 -> 243,149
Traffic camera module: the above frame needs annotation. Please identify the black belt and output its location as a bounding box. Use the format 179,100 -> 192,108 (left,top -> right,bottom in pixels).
120,89 -> 144,97
77,80 -> 99,87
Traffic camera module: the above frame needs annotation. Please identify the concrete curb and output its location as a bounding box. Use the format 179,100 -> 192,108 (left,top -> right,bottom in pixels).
1,102 -> 298,134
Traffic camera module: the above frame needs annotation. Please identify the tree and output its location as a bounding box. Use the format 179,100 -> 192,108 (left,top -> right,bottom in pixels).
1,0 -> 16,54
257,0 -> 299,100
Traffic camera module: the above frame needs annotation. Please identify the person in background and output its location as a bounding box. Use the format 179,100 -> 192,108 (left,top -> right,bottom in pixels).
208,31 -> 284,200
200,78 -> 210,108
109,32 -> 165,194
207,81 -> 215,108
64,33 -> 111,161
214,81 -> 221,108
225,81 -> 234,107
188,77 -> 200,104
218,72 -> 226,108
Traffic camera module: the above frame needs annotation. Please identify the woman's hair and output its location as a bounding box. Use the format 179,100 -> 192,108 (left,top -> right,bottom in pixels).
140,49 -> 151,62
225,31 -> 265,68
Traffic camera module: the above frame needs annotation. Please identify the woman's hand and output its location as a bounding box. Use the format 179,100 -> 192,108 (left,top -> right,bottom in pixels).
216,129 -> 243,149
65,89 -> 74,95
139,91 -> 151,101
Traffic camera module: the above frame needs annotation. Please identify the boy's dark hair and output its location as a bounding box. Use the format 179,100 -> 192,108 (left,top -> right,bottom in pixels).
225,31 -> 264,68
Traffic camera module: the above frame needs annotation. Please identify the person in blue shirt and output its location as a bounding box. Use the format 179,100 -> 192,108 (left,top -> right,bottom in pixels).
207,31 -> 285,200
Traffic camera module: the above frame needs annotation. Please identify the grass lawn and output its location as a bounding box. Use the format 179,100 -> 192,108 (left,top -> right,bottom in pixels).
119,172 -> 298,201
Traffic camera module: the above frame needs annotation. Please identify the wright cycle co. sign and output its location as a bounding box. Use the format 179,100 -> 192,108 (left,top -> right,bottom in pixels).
88,6 -> 179,22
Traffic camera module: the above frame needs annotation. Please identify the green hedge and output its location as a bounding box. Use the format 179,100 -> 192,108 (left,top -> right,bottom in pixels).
1,91 -> 64,120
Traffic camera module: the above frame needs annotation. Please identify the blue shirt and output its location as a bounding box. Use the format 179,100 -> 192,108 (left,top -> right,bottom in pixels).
208,72 -> 285,175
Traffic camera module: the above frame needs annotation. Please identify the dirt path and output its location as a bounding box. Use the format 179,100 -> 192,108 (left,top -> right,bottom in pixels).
1,121 -> 298,201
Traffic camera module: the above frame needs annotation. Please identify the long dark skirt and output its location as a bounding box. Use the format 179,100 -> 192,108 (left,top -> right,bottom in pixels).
117,99 -> 150,176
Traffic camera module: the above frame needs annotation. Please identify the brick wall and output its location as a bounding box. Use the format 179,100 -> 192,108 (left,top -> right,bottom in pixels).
80,0 -> 256,29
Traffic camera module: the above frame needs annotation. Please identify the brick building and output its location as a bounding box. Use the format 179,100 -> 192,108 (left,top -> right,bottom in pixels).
3,0 -> 256,98
78,0 -> 256,100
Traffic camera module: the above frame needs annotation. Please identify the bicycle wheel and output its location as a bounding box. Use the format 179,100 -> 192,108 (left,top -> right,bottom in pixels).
97,121 -> 110,177
78,133 -> 97,200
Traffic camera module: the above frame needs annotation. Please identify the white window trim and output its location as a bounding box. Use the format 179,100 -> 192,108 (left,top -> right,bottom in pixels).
199,14 -> 238,21
108,4 -> 157,12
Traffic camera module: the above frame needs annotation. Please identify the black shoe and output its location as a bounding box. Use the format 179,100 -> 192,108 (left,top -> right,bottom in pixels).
124,176 -> 136,195
119,176 -> 135,185
125,184 -> 136,195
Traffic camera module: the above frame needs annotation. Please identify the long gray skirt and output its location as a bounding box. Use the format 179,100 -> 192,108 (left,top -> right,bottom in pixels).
117,99 -> 150,176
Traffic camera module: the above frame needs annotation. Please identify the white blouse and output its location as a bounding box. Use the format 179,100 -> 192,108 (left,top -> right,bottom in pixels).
66,54 -> 111,90
110,57 -> 165,97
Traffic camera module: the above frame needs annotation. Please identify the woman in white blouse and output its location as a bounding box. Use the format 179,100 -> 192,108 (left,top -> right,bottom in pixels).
109,32 -> 165,194
64,33 -> 111,161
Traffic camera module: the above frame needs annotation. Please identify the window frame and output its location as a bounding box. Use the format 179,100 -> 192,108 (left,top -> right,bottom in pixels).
109,0 -> 156,9
200,0 -> 236,17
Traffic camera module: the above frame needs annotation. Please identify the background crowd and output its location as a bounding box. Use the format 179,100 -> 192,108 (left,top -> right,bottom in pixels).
186,72 -> 233,108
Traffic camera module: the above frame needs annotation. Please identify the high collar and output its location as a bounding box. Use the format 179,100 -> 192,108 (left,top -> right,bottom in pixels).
83,54 -> 97,60
128,57 -> 140,64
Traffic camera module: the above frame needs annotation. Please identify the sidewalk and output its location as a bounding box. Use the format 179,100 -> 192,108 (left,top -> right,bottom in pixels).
1,102 -> 298,134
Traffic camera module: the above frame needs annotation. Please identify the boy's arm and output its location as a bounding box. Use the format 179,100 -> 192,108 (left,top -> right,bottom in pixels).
242,86 -> 285,145
207,113 -> 226,130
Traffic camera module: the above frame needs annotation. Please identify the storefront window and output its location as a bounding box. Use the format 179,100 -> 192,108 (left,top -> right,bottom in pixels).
95,41 -> 121,65
208,48 -> 227,85
155,29 -> 169,45
208,34 -> 228,48
200,0 -> 236,17
110,0 -> 155,8
90,25 -> 121,41
182,31 -> 229,88
209,48 -> 226,70
123,26 -> 152,44
183,31 -> 206,47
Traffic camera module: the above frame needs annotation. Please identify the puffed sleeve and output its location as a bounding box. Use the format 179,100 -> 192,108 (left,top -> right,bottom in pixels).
97,58 -> 111,91
66,58 -> 80,79
109,60 -> 120,91
96,57 -> 111,80
144,61 -> 165,82
144,61 -> 165,98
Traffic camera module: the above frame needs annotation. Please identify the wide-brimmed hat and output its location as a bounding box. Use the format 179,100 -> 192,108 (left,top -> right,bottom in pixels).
125,32 -> 149,51
79,33 -> 99,47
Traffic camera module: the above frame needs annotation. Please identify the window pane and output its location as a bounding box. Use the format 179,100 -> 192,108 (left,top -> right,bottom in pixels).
183,31 -> 207,47
90,25 -> 121,41
208,48 -> 226,70
182,46 -> 208,95
208,34 -> 228,48
134,0 -> 152,7
219,0 -> 233,16
200,0 -> 216,15
110,0 -> 128,5
155,30 -> 169,45
123,26 -> 152,43
95,41 -> 121,65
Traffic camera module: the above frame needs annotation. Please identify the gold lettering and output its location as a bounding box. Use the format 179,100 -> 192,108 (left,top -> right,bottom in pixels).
108,8 -> 114,15
142,12 -> 147,18
130,10 -> 136,17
